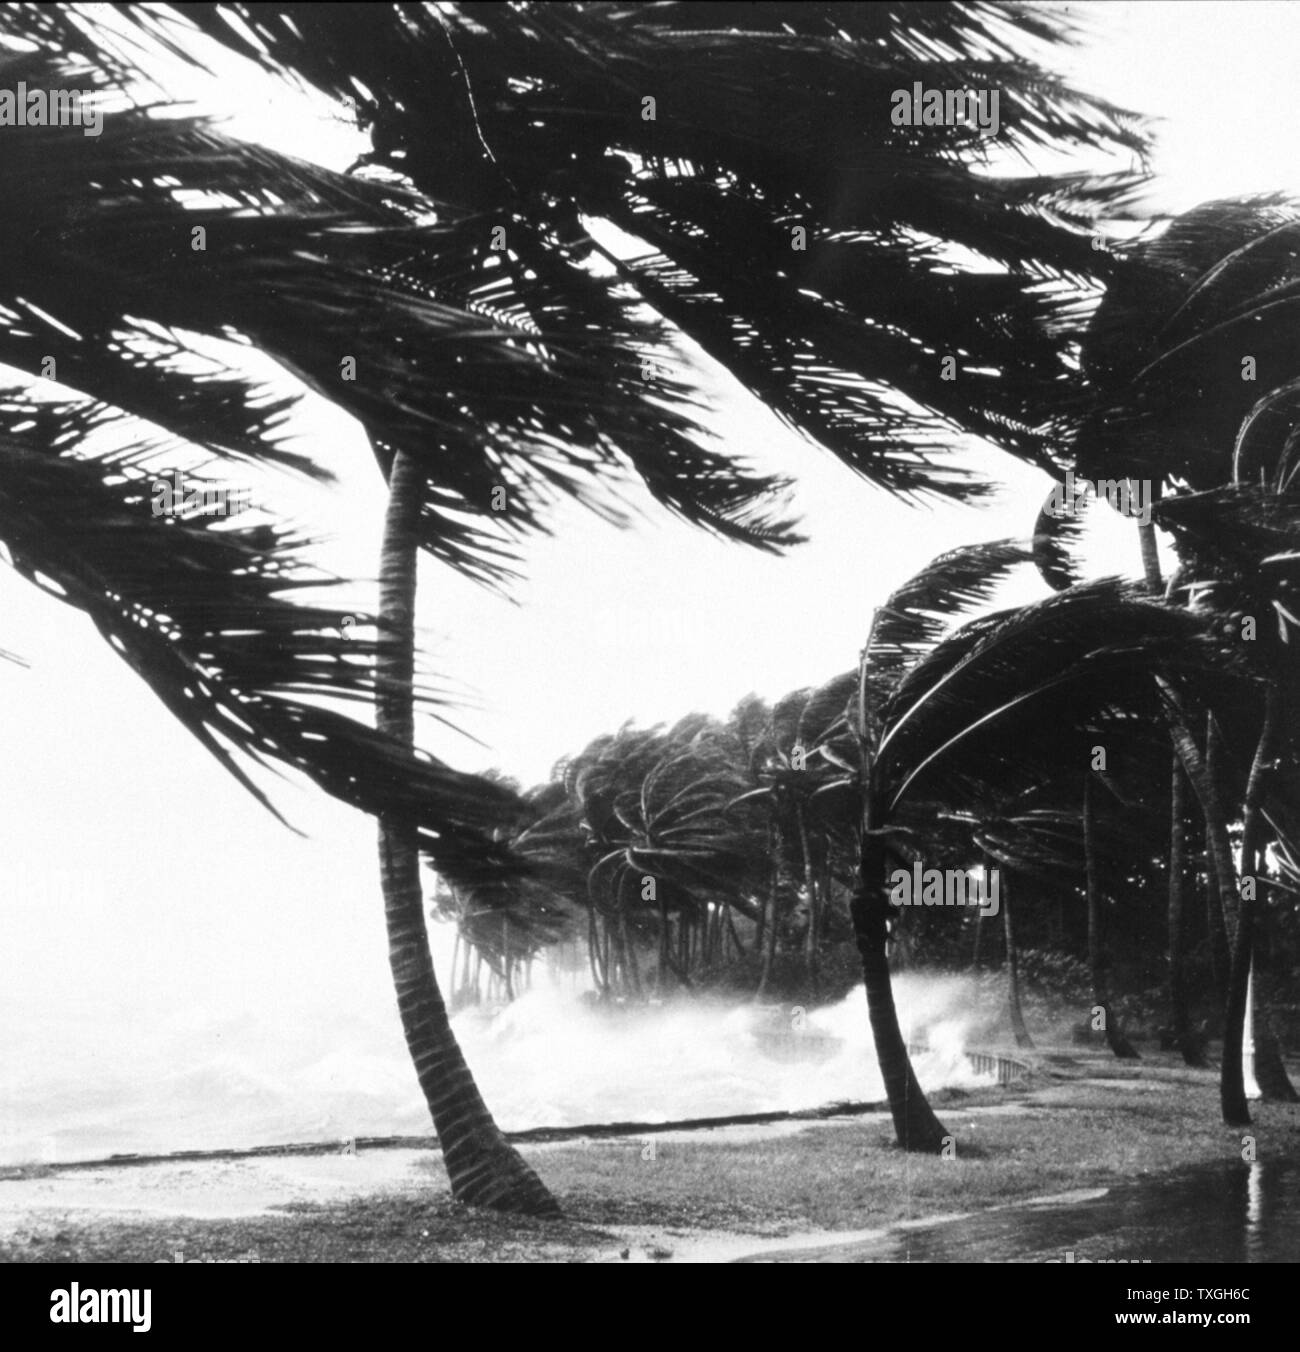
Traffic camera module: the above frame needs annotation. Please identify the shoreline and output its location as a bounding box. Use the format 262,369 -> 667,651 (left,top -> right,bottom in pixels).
3,1047 -> 1298,1263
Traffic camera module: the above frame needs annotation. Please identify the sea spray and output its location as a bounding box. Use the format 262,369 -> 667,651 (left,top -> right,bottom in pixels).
3,972 -> 1003,1164
448,974 -> 1001,1131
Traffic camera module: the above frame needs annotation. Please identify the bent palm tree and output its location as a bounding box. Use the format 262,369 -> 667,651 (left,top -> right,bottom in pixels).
0,59 -> 791,1211
869,561 -> 1238,1140
850,539 -> 1034,1149
377,450 -> 555,1212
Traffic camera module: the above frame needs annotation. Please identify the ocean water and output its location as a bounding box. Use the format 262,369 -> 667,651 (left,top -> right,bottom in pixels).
0,971 -> 998,1167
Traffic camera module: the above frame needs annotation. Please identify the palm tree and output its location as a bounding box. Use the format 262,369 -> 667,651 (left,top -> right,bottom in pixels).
794,672 -> 861,989
376,451 -> 559,1211
1082,774 -> 1140,1059
998,864 -> 1035,1050
733,685 -> 846,996
866,555 -> 1236,1141
1166,757 -> 1206,1065
596,725 -> 754,988
437,778 -> 585,1005
969,794 -> 1097,1046
848,539 -> 1035,1149
0,59 -> 792,1213
1154,479 -> 1300,1121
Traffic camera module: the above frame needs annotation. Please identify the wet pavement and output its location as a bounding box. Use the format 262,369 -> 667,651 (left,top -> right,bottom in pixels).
736,1160 -> 1300,1262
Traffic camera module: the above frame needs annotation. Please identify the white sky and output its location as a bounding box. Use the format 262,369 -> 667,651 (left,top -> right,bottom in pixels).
3,1 -> 1300,1097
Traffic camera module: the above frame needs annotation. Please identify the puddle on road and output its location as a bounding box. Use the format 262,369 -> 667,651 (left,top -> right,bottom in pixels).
734,1161 -> 1300,1263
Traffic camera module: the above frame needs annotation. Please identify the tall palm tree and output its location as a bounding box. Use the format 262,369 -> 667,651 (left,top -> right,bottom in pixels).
0,58 -> 792,1213
867,559 -> 1233,1141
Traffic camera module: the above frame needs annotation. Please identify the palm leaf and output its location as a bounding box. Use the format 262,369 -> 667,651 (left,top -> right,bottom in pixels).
58,1 -> 1153,499
0,394 -> 525,889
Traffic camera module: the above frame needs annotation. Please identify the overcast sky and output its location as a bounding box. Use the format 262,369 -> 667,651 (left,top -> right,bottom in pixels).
3,1 -> 1299,1098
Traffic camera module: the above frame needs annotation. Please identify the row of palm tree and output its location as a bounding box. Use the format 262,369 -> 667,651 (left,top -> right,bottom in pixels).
448,486 -> 1300,1144
2,2 -> 1297,1215
434,691 -> 858,1001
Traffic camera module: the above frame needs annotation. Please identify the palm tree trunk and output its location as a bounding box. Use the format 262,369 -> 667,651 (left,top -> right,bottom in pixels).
450,929 -> 462,1010
620,912 -> 642,998
1204,845 -> 1230,1007
502,917 -> 515,1002
1161,687 -> 1252,1121
849,825 -> 948,1152
727,905 -> 747,957
608,916 -> 625,996
1203,715 -> 1231,1002
754,824 -> 771,964
657,897 -> 669,996
1250,884 -> 1298,1102
377,449 -> 557,1216
602,914 -> 613,994
1000,865 -> 1034,1049
1167,756 -> 1204,1065
588,908 -> 607,996
1083,776 -> 1139,1058
796,803 -> 820,993
1255,1015 -> 1299,1101
1138,505 -> 1162,593
457,932 -> 473,1007
757,823 -> 780,997
1221,688 -> 1282,1125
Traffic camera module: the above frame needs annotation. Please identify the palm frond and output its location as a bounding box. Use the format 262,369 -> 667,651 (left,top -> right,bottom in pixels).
63,1 -> 1154,498
0,59 -> 801,583
0,393 -> 525,890
868,537 -> 1033,681
1063,195 -> 1300,490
